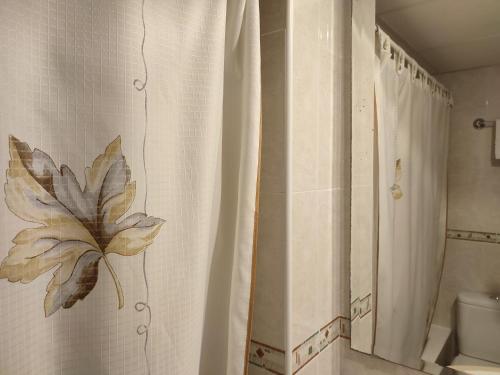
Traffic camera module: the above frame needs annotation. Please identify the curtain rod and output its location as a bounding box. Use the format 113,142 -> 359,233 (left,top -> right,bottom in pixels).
376,25 -> 453,104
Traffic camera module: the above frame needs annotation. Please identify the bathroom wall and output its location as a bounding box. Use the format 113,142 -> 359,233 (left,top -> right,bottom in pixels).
432,65 -> 500,329
249,0 -> 351,374
290,0 -> 350,373
252,5 -> 500,375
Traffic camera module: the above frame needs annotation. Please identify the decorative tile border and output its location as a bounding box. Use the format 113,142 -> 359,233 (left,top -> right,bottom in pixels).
292,316 -> 350,374
248,316 -> 351,374
249,340 -> 285,375
350,293 -> 372,321
447,228 -> 498,243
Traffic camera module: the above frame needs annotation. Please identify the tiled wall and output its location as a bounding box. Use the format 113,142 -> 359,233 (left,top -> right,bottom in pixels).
249,316 -> 350,374
349,0 -> 376,354
432,65 -> 500,328
249,2 -> 287,375
290,0 -> 351,373
250,0 -> 351,374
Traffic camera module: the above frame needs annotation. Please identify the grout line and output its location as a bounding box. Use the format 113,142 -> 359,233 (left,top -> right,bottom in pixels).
251,340 -> 286,354
260,191 -> 287,196
261,28 -> 286,37
260,188 -> 346,196
291,187 -> 345,194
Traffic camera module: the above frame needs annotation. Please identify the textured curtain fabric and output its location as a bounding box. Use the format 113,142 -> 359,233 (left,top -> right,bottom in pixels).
0,1 -> 261,374
373,29 -> 451,369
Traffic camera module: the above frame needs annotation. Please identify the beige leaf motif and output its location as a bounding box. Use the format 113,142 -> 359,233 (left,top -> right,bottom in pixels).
0,136 -> 165,317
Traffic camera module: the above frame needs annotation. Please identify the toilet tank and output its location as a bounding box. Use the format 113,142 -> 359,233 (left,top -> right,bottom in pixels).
457,291 -> 500,363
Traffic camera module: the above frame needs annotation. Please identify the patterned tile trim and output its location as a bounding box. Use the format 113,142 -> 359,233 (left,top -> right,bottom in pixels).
249,340 -> 285,375
350,293 -> 372,321
292,316 -> 350,374
248,316 -> 351,375
447,228 -> 498,243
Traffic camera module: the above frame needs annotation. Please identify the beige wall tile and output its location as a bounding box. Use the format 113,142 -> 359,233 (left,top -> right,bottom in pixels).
350,0 -> 376,355
261,31 -> 286,194
439,66 -> 500,233
296,359 -> 317,375
433,239 -> 500,327
295,0 -> 349,192
292,189 -> 346,347
252,192 -> 286,348
291,0 -> 350,192
317,189 -> 346,324
316,190 -> 336,326
430,65 -> 500,329
292,55 -> 319,192
292,191 -> 319,345
291,110 -> 319,192
439,67 -> 500,232
260,0 -> 286,35
448,170 -> 500,232
248,363 -> 276,375
317,340 -> 341,375
289,1 -> 350,373
254,0 -> 349,373
350,185 -> 375,301
439,66 -> 500,110
316,45 -> 336,191
351,0 -> 376,189
350,312 -> 374,354
292,0 -> 322,192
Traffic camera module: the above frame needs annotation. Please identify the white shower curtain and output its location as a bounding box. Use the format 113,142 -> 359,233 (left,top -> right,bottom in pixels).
374,29 -> 451,369
0,1 -> 261,375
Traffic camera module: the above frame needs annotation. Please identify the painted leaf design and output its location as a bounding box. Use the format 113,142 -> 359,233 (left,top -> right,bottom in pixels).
0,136 -> 165,316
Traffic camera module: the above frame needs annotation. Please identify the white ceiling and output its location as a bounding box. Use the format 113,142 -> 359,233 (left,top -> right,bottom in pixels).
376,0 -> 500,74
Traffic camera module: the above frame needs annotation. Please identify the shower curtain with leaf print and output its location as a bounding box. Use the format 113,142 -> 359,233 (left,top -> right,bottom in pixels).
0,1 -> 261,375
374,29 -> 451,370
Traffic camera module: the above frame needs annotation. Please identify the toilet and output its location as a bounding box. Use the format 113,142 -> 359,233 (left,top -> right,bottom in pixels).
451,292 -> 500,370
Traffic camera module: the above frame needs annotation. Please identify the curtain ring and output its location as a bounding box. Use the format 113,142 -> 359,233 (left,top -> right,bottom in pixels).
396,54 -> 404,73
381,38 -> 392,58
383,38 -> 390,51
409,64 -> 415,80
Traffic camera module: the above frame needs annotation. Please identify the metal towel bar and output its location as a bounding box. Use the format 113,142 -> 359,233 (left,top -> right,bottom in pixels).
473,118 -> 496,129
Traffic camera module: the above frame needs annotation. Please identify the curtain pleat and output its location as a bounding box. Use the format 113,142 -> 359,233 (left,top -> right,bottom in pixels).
373,29 -> 451,370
